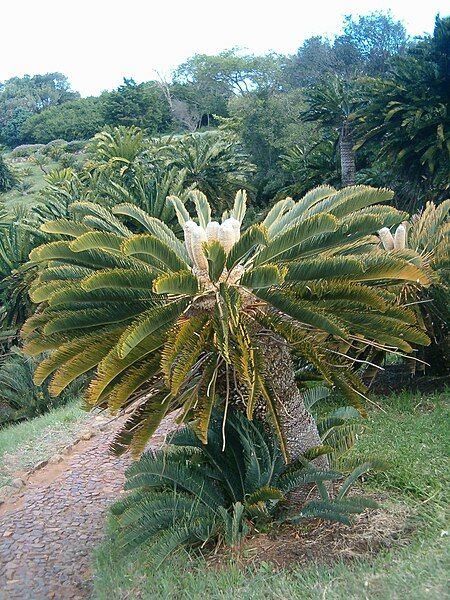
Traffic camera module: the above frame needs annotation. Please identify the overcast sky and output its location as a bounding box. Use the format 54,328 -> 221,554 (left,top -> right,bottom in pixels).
1,0 -> 448,96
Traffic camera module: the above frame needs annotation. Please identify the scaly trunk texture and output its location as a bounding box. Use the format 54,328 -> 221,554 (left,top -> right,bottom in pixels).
340,120 -> 356,187
258,333 -> 328,471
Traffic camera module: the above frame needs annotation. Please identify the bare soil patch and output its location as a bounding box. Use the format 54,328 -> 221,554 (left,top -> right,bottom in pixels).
209,493 -> 414,570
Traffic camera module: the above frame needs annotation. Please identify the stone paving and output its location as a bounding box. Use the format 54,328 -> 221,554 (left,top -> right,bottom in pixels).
0,417 -> 175,600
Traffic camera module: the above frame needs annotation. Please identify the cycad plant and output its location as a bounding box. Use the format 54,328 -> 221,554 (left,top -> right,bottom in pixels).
376,200 -> 449,375
0,346 -> 85,425
110,408 -> 377,566
22,185 -> 429,466
0,215 -> 46,345
302,75 -> 361,186
155,130 -> 256,208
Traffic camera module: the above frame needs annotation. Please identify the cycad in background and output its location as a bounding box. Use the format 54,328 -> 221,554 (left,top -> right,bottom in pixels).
376,200 -> 449,376
22,184 -> 429,467
0,346 -> 85,425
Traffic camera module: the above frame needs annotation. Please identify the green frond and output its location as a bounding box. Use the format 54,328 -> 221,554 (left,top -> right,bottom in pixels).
88,334 -> 166,405
231,189 -> 247,223
70,200 -> 131,236
302,445 -> 334,461
47,286 -> 152,308
262,197 -> 294,231
108,354 -> 162,412
21,311 -> 56,336
168,320 -> 212,394
245,486 -> 284,505
257,290 -> 348,337
69,231 -> 123,253
286,252 -> 429,285
278,469 -> 343,494
203,240 -> 227,283
325,423 -> 362,465
193,360 -> 219,443
190,190 -> 211,229
30,241 -> 141,271
82,268 -> 157,291
122,234 -> 189,273
226,224 -> 268,270
118,298 -> 189,358
124,452 -> 225,508
48,341 -> 115,396
232,323 -> 262,420
29,280 -> 78,303
268,186 -> 336,237
168,195 -> 190,227
112,203 -> 188,259
309,185 -> 394,220
161,316 -> 208,385
328,371 -> 367,417
337,311 -> 430,351
240,264 -> 286,289
292,500 -> 352,525
255,213 -> 339,265
289,207 -> 408,259
301,385 -> 331,410
112,392 -> 174,457
38,265 -> 93,282
143,518 -> 217,569
336,462 -> 375,500
33,329 -> 122,387
40,219 -> 93,238
290,282 -> 388,312
43,302 -> 154,336
153,270 -> 199,296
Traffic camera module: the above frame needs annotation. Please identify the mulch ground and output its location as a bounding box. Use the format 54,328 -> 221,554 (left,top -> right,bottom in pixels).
209,494 -> 413,570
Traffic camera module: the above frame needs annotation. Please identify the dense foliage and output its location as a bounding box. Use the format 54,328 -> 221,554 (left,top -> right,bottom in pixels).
0,346 -> 85,426
0,153 -> 17,192
111,408 -> 377,565
1,12 -> 448,208
19,186 -> 429,457
355,16 -> 450,206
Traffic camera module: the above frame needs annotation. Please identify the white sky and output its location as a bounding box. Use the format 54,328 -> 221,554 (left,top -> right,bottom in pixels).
1,0 -> 448,96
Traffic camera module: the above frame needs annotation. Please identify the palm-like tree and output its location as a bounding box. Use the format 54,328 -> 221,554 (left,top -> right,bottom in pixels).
303,75 -> 360,186
22,186 -> 429,465
156,131 -> 256,209
354,17 -> 450,203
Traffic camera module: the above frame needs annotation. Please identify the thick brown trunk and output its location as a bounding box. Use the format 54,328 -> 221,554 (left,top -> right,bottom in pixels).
340,121 -> 356,187
257,333 -> 328,471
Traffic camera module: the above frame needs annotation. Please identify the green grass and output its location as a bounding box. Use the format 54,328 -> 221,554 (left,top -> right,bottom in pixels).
92,389 -> 450,600
0,156 -> 59,212
0,399 -> 89,488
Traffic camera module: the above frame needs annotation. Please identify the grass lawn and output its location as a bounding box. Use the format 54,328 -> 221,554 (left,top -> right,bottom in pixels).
0,155 -> 60,212
92,389 -> 449,600
0,399 -> 89,488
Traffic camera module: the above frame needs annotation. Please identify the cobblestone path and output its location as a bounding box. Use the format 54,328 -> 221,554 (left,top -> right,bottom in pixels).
0,417 -> 174,599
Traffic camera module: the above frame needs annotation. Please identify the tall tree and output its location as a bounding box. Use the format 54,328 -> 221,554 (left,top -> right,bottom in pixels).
172,50 -> 284,127
334,11 -> 409,75
22,187 -> 428,462
100,79 -> 172,133
303,75 -> 360,186
355,15 -> 450,204
0,73 -> 78,146
19,97 -> 106,144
